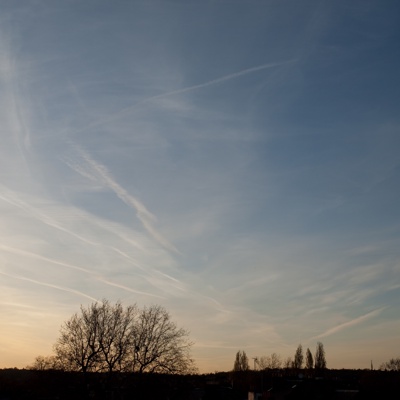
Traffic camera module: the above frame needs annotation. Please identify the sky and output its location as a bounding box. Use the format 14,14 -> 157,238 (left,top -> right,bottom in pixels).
0,0 -> 400,373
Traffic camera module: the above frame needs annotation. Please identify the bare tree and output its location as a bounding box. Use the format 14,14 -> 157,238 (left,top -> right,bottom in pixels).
28,355 -> 50,370
293,344 -> 304,369
258,353 -> 282,370
380,357 -> 400,371
258,356 -> 268,370
96,300 -> 137,374
284,356 -> 293,369
27,355 -> 63,371
129,305 -> 196,374
233,350 -> 249,371
54,304 -> 102,374
305,347 -> 314,369
314,342 -> 327,370
53,300 -> 195,375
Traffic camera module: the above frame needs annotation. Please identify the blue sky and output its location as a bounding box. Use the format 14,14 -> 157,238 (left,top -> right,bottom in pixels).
0,0 -> 400,372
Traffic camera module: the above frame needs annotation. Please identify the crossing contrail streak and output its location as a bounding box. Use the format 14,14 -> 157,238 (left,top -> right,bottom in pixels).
76,60 -> 295,132
140,60 -> 295,101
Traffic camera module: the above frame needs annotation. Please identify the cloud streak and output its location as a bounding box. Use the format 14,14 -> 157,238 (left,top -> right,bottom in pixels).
96,277 -> 166,299
0,270 -> 98,302
0,244 -> 93,274
312,308 -> 385,340
136,61 -> 295,102
74,60 -> 295,133
71,145 -> 180,254
0,186 -> 99,247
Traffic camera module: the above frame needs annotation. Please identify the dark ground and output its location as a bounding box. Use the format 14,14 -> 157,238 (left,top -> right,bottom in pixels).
0,368 -> 399,399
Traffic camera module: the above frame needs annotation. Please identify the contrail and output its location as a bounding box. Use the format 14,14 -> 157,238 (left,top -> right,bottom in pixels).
0,184 -> 158,269
75,60 -> 295,132
74,146 -> 180,254
134,61 -> 294,104
97,277 -> 166,299
77,147 -> 155,222
155,270 -> 182,284
109,246 -> 146,271
0,270 -> 98,302
312,308 -> 385,340
92,219 -> 148,253
0,187 -> 99,247
0,244 -> 93,274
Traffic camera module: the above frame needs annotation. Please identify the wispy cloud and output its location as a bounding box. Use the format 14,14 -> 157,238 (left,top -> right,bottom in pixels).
0,270 -> 98,302
0,186 -> 99,246
96,277 -> 166,300
135,61 -> 295,103
72,60 -> 295,134
312,308 -> 385,340
69,145 -> 180,254
0,244 -> 93,274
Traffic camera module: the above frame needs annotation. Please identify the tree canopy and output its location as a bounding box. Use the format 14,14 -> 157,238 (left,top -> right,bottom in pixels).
51,300 -> 196,375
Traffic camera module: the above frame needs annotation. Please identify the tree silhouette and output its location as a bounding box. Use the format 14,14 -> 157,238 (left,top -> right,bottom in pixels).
259,353 -> 282,369
314,342 -> 327,370
284,356 -> 293,369
293,344 -> 304,369
52,299 -> 195,375
28,355 -> 62,370
129,304 -> 196,374
380,357 -> 400,371
305,347 -> 314,369
233,350 -> 249,371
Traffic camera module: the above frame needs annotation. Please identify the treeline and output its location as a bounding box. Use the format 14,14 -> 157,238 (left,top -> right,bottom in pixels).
233,342 -> 327,373
234,345 -> 400,374
27,299 -> 400,377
